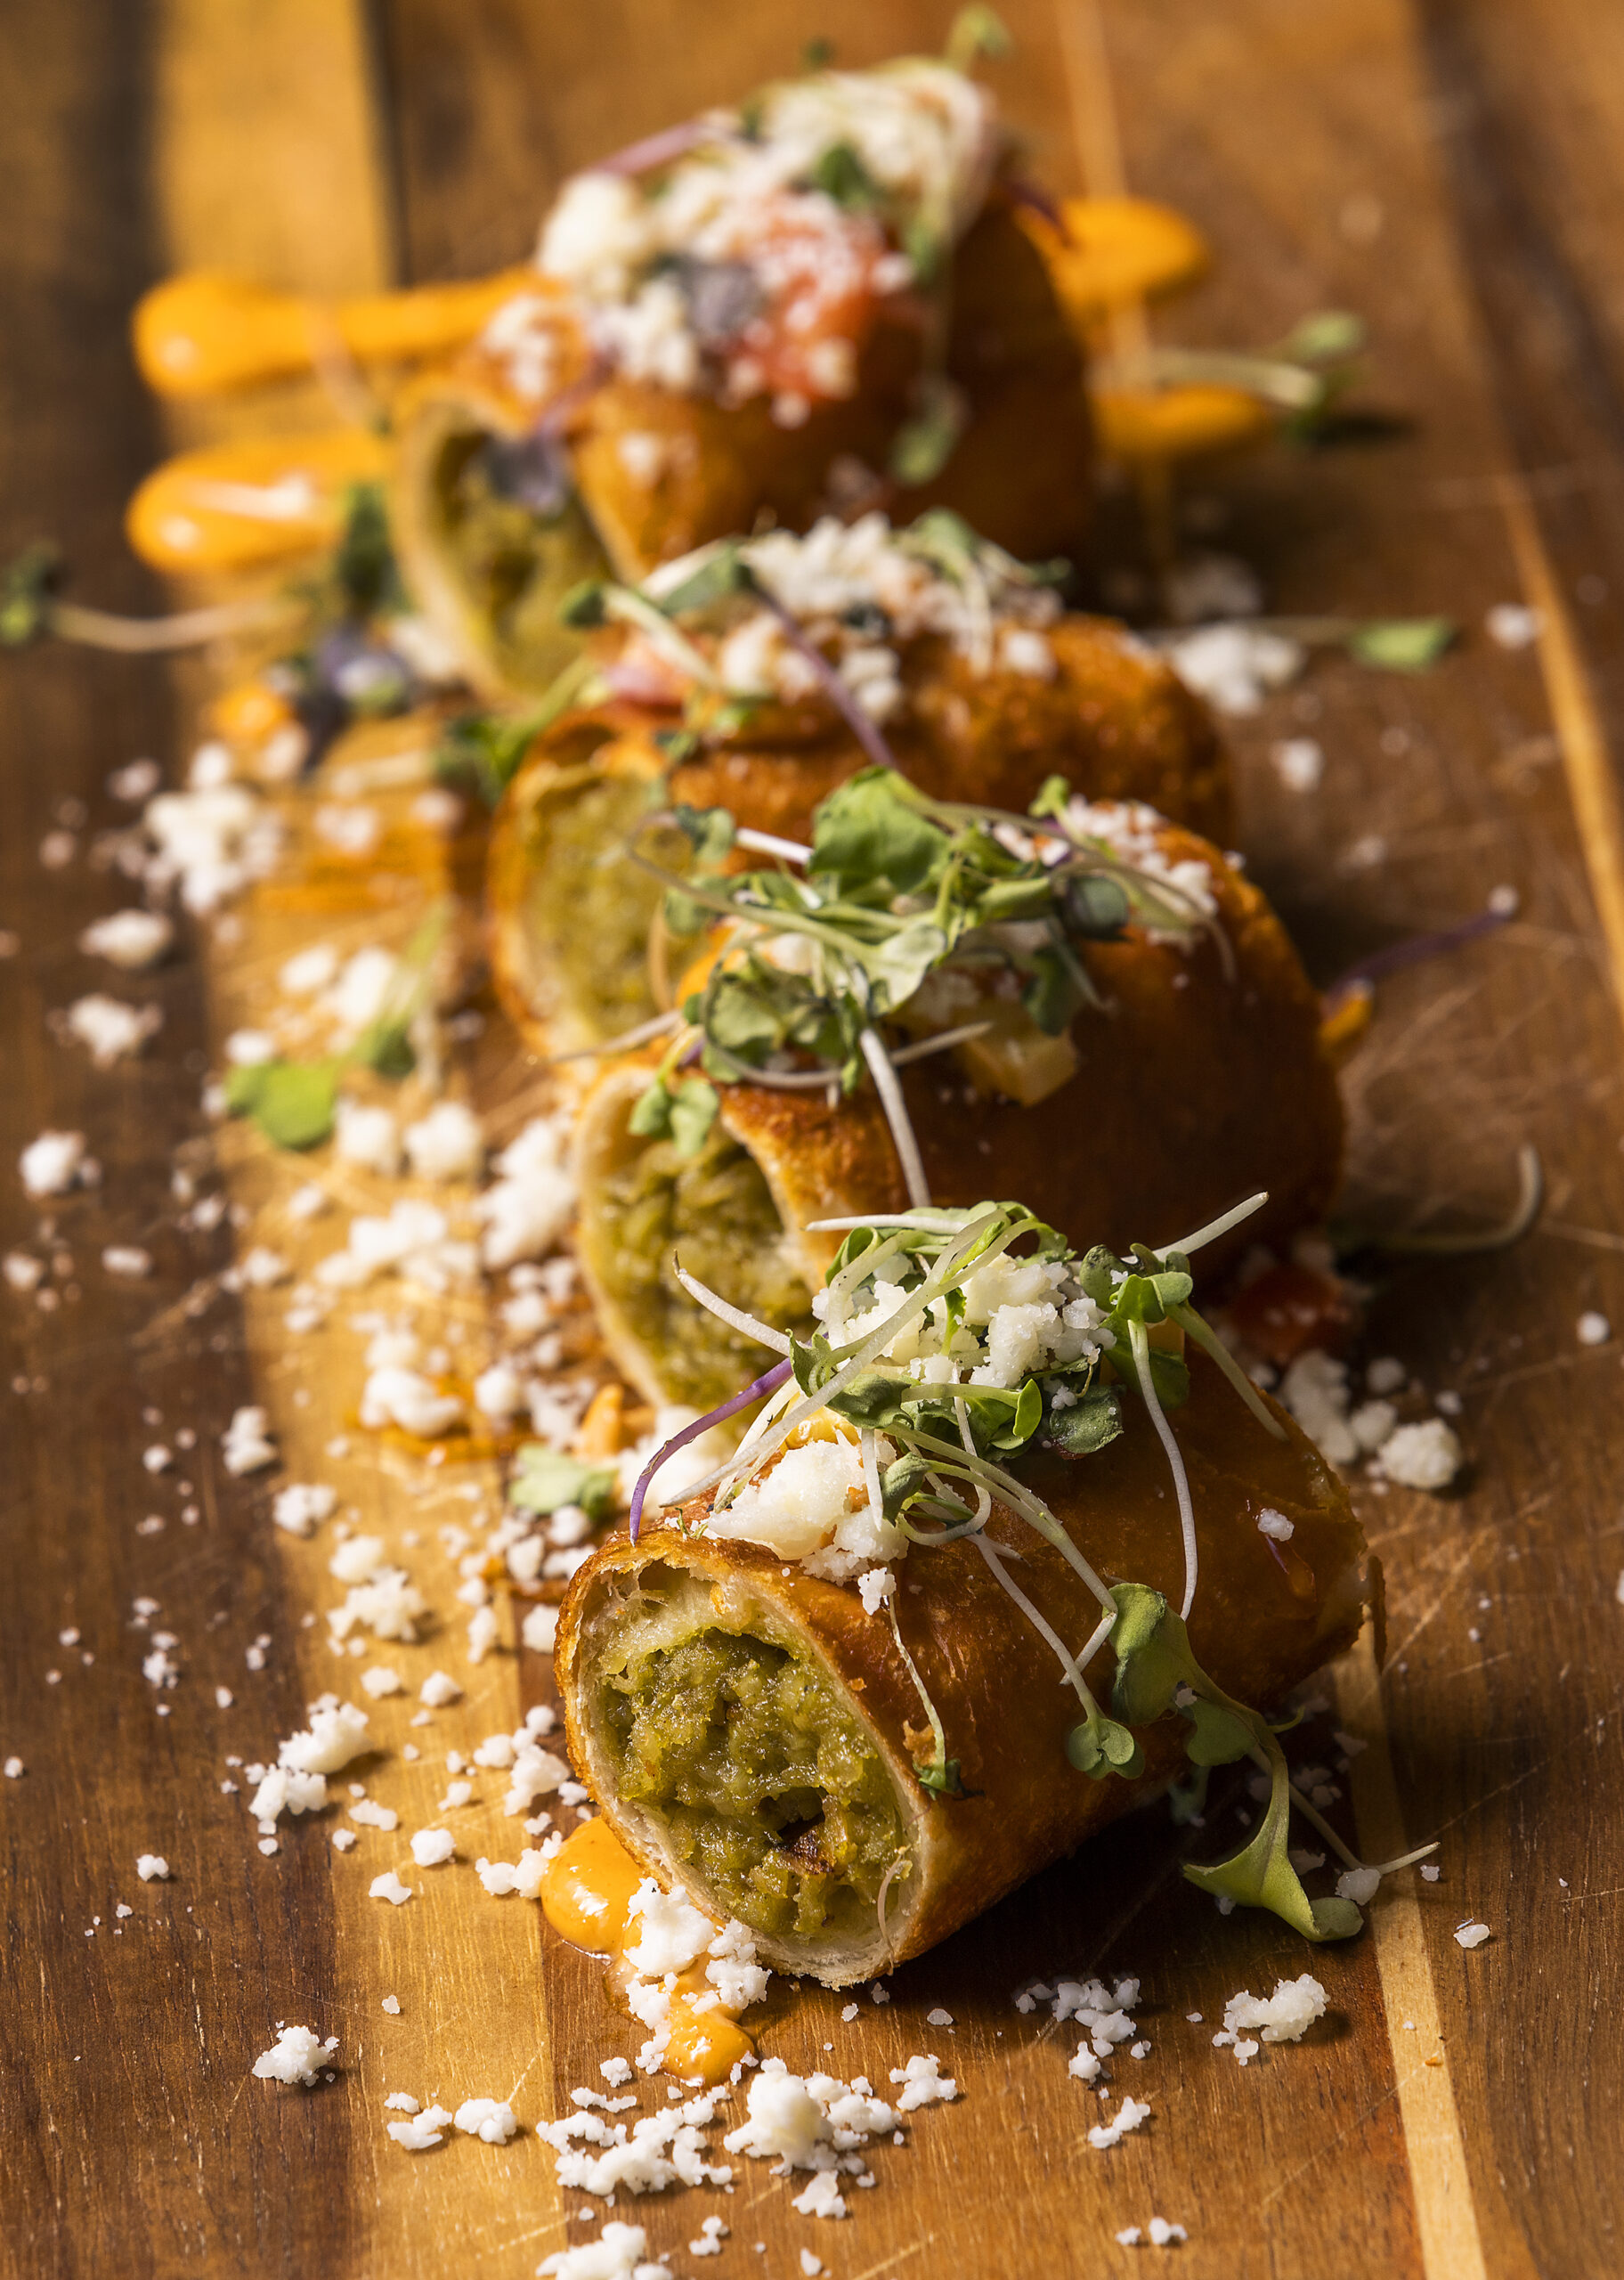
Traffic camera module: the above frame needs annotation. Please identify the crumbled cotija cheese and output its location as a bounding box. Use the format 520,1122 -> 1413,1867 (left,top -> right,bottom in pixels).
455,2097 -> 518,2144
1086,2096 -> 1151,2150
1377,1418 -> 1463,1492
251,2025 -> 337,2086
78,909 -> 174,970
369,1871 -> 413,1906
20,1130 -> 94,1199
403,1101 -> 484,1183
221,1405 -> 277,1476
538,2220 -> 671,2279
410,1828 -> 456,1868
136,1854 -> 170,1881
387,2102 -> 454,2151
1214,1975 -> 1328,2060
61,993 -> 162,1066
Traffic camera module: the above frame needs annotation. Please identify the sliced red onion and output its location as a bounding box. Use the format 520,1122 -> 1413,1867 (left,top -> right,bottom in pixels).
597,118 -> 714,177
1324,903 -> 1513,1006
756,590 -> 899,773
628,1356 -> 793,1541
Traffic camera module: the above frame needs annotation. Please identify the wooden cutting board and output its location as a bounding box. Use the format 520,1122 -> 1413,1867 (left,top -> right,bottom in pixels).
4,4 -> 1623,2276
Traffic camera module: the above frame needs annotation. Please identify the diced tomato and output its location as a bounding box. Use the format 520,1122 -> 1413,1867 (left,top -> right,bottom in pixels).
722,195 -> 895,403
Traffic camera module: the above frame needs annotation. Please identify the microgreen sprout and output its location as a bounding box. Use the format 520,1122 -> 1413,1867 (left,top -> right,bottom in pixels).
0,539 -> 293,654
616,766 -> 1219,1218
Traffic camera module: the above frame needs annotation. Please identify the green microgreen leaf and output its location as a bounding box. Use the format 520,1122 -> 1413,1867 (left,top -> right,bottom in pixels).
1066,1706 -> 1144,1781
889,376 -> 967,484
670,802 -> 736,867
650,542 -> 758,619
558,579 -> 608,628
811,768 -> 946,895
1043,1384 -> 1124,1456
223,1058 -> 341,1151
509,1445 -> 616,1519
628,1073 -> 719,1156
808,140 -> 883,214
1183,1744 -> 1364,1942
1345,617 -> 1458,672
1276,309 -> 1368,364
915,1757 -> 969,1796
0,542 -> 61,647
434,707 -> 544,807
946,4 -> 1012,69
332,483 -> 404,619
1182,1696 -> 1258,1767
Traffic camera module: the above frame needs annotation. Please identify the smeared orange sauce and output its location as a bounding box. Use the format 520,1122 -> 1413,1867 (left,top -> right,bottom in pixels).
540,1820 -> 757,2088
541,1817 -> 643,1950
1023,193 -> 1210,318
132,268 -> 537,397
126,428 -> 388,573
1092,381 -> 1274,465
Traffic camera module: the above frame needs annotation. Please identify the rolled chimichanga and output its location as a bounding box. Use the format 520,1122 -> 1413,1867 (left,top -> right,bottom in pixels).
571,770 -> 1340,1415
391,55 -> 1092,696
487,512 -> 1231,1059
557,1201 -> 1370,1987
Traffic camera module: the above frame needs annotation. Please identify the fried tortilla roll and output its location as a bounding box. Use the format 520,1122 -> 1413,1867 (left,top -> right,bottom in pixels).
487,515 -> 1230,1059
392,58 -> 1092,697
557,1348 -> 1366,1986
572,786 -> 1339,1416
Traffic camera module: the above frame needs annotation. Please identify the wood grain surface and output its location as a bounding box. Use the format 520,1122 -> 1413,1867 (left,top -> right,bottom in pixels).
4,4 -> 1624,2276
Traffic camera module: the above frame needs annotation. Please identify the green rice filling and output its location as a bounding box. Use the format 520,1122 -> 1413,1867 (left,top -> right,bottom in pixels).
597,1122 -> 815,1412
599,1616 -> 904,1941
432,431 -> 608,690
524,774 -> 671,1041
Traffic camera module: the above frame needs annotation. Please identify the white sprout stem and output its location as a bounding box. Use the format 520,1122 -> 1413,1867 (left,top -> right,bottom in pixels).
1075,1608 -> 1118,1675
602,586 -> 718,684
805,1210 -> 970,1234
1158,1190 -> 1270,1260
1365,1841 -> 1441,1876
545,1010 -> 680,1066
709,1372 -> 802,1514
1129,1318 -> 1199,1621
885,1593 -> 948,1768
973,1535 -> 1098,1713
666,1209 -> 1012,1519
734,827 -> 812,865
713,1211 -> 1008,1467
930,1433 -> 1117,1614
874,1847 -> 912,1952
672,1258 -> 793,1355
1171,1304 -> 1287,1441
1280,1777 -> 1365,1875
953,1397 -> 993,1527
860,1429 -> 886,1534
822,1226 -> 920,1344
1282,1777 -> 1441,1880
859,1026 -> 931,1210
888,1021 -> 994,1067
53,595 -> 295,652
